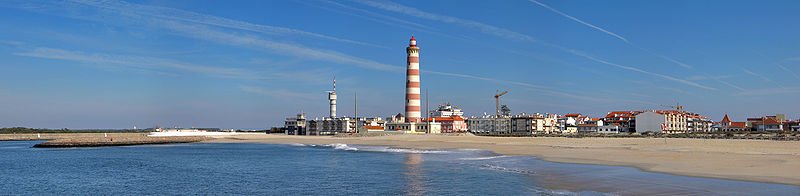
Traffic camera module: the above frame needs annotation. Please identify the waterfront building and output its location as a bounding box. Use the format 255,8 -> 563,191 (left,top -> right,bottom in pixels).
431,103 -> 464,117
307,117 -> 357,135
687,114 -> 713,133
467,115 -> 511,135
717,114 -> 748,132
510,113 -> 560,134
425,103 -> 467,133
634,110 -> 688,134
284,113 -> 307,135
749,116 -> 784,132
424,116 -> 467,133
385,115 -> 441,134
604,111 -> 641,133
358,117 -> 387,133
577,124 -> 598,133
597,124 -> 624,134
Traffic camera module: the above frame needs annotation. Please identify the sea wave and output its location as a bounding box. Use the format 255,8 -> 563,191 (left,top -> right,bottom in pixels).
307,143 -> 450,154
459,155 -> 509,161
324,143 -> 358,151
480,164 -> 537,175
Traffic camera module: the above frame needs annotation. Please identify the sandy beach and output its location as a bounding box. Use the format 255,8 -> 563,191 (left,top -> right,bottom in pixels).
207,134 -> 800,186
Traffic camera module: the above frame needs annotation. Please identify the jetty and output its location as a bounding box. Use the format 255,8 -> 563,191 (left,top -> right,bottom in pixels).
32,135 -> 208,148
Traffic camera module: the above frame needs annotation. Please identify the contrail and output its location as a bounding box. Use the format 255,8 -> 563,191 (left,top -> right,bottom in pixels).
354,0 -> 537,43
357,0 -> 709,90
559,47 -> 716,90
527,0 -> 693,69
527,0 -> 628,42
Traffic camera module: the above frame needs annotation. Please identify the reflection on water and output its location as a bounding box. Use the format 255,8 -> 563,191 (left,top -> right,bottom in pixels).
404,153 -> 425,196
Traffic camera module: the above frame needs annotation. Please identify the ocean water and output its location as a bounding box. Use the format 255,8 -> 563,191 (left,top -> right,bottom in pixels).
1,141 -> 799,195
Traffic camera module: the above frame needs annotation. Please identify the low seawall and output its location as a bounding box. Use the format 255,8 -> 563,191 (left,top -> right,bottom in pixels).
33,136 -> 208,148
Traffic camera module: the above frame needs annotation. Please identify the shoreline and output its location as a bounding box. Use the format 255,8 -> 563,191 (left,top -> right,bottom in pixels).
205,134 -> 800,186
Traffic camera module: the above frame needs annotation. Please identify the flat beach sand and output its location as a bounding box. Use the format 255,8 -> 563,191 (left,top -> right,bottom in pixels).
208,134 -> 800,185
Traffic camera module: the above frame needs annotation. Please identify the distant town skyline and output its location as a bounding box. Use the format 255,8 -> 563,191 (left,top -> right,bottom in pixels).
1,0 -> 798,129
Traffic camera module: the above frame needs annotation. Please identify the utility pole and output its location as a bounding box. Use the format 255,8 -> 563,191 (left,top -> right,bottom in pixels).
426,88 -> 430,134
354,91 -> 358,134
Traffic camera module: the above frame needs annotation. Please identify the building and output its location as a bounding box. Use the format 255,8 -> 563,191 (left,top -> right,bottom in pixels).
509,113 -> 559,135
431,103 -> 464,117
425,116 -> 467,133
634,110 -> 688,134
577,124 -> 598,133
604,111 -> 641,133
467,115 -> 511,135
284,113 -> 307,135
358,117 -> 387,133
687,114 -> 713,133
597,124 -> 624,134
386,114 -> 441,134
307,117 -> 357,135
717,114 -> 747,132
749,116 -> 784,132
426,103 -> 467,133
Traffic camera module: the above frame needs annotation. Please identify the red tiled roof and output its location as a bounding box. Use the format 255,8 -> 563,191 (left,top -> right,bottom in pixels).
730,122 -> 746,128
756,117 -> 782,125
363,126 -> 384,130
721,114 -> 731,123
565,113 -> 581,117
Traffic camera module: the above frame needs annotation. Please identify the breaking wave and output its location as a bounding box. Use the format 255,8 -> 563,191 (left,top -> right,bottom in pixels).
480,164 -> 538,175
291,143 -> 451,154
459,155 -> 509,160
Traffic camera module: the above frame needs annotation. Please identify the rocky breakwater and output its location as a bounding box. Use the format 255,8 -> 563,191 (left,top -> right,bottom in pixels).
33,135 -> 208,148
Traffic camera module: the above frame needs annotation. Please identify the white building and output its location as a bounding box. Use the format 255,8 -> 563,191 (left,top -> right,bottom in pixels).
467,115 -> 511,135
635,110 -> 688,134
284,113 -> 307,135
431,103 -> 464,117
385,113 -> 441,134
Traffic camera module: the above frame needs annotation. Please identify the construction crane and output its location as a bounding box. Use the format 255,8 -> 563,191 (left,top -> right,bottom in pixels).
660,103 -> 684,111
494,90 -> 508,117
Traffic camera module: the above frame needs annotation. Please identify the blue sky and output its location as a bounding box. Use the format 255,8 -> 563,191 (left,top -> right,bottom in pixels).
1,0 -> 798,129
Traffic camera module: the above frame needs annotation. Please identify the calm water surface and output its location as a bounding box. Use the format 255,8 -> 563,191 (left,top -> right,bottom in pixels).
1,141 -> 798,195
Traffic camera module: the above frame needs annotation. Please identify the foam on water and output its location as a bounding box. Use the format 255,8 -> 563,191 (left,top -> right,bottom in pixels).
459,155 -> 509,160
325,143 -> 358,151
297,143 -> 453,154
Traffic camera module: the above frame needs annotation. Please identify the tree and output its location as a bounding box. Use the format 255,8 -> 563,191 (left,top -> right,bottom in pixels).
500,104 -> 511,116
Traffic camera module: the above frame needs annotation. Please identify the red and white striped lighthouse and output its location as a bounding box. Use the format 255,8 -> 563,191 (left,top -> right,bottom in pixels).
405,36 -> 421,123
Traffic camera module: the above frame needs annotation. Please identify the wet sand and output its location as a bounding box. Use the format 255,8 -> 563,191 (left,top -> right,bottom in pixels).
206,134 -> 800,186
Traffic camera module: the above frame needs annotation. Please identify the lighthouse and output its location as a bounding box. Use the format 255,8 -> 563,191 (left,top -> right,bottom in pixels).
405,36 -> 421,123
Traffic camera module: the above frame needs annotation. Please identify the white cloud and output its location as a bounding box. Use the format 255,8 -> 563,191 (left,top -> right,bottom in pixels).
14,47 -> 260,79
68,0 -> 381,48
